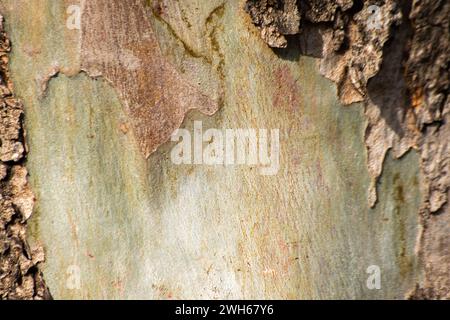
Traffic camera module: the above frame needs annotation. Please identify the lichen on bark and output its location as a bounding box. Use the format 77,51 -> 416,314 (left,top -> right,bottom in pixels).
0,15 -> 51,300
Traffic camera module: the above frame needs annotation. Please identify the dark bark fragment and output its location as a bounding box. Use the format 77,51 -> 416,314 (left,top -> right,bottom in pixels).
245,0 -> 300,48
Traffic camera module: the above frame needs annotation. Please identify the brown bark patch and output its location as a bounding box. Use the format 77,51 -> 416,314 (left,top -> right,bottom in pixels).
80,0 -> 221,158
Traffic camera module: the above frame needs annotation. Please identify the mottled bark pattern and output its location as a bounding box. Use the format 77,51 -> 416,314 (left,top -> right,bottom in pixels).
245,0 -> 450,298
0,0 -> 447,300
0,16 -> 51,299
81,0 -> 221,158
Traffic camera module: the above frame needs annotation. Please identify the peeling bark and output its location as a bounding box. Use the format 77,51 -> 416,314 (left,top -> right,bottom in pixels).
245,0 -> 300,48
0,15 -> 51,300
245,0 -> 450,298
80,0 -> 222,158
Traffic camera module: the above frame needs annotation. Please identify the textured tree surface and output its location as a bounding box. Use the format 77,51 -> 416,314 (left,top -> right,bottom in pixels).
0,16 -> 50,299
0,0 -> 448,299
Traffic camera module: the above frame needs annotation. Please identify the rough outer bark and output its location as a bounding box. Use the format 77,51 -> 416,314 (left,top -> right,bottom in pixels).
0,15 -> 51,300
245,0 -> 450,298
244,0 -> 300,48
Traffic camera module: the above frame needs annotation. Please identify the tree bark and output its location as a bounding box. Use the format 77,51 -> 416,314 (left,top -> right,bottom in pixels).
0,0 -> 448,299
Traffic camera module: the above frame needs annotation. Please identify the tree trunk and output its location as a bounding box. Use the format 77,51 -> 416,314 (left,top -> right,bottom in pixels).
0,0 -> 448,299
